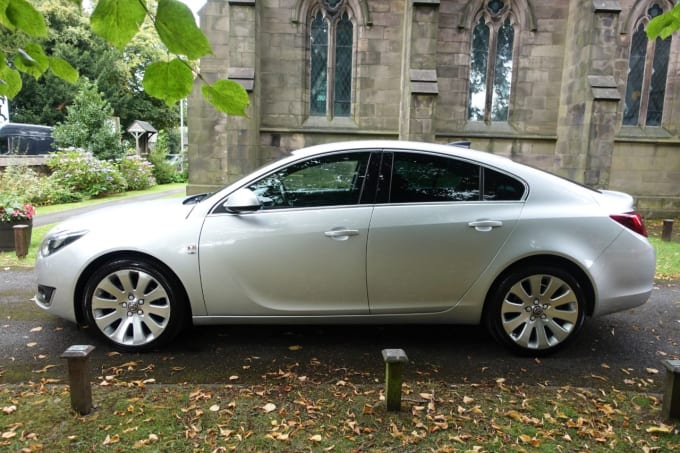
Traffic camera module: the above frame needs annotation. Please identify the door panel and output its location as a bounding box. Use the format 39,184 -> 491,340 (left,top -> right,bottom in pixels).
199,207 -> 373,315
199,151 -> 376,316
367,151 -> 524,314
367,203 -> 522,313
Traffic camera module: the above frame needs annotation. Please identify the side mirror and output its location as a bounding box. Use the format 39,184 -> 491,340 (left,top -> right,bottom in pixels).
224,188 -> 262,213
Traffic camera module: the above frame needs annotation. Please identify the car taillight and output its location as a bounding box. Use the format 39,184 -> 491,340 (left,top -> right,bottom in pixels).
610,212 -> 648,237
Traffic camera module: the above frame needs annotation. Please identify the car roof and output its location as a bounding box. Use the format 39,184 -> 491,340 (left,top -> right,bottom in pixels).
291,139 -> 517,169
0,122 -> 53,135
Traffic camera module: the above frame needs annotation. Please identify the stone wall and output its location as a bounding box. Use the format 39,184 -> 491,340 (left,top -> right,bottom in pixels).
188,0 -> 680,216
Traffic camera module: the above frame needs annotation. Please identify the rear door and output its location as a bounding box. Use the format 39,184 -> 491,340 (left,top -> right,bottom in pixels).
366,151 -> 525,314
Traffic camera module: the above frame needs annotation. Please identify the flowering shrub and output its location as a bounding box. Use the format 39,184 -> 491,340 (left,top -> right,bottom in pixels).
0,164 -> 82,205
0,195 -> 36,223
47,150 -> 127,198
118,154 -> 157,191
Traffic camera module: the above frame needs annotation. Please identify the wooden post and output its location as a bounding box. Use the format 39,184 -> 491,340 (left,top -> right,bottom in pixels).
61,345 -> 96,415
13,225 -> 29,258
662,219 -> 674,242
382,349 -> 408,412
662,360 -> 680,420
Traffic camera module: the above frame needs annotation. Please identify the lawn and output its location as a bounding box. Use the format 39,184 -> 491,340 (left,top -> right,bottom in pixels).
1,375 -> 678,451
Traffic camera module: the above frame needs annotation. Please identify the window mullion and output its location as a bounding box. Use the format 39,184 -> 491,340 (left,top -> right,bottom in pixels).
327,20 -> 337,120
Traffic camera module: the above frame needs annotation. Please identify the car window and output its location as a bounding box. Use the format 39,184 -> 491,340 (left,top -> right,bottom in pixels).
483,168 -> 525,201
248,152 -> 371,209
390,152 -> 481,202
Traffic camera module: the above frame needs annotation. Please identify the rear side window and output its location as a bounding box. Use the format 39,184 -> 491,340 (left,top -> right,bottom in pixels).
391,153 -> 480,202
483,168 -> 525,201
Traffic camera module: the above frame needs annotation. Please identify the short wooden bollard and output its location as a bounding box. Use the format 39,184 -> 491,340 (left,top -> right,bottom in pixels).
382,349 -> 408,411
662,219 -> 674,242
13,225 -> 29,258
662,359 -> 680,420
61,345 -> 96,415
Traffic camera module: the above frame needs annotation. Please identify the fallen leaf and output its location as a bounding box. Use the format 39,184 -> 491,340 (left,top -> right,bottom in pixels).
646,423 -> 673,433
288,345 -> 303,351
309,434 -> 323,442
645,368 -> 659,375
26,342 -> 37,348
263,403 -> 277,413
210,404 -> 220,412
2,405 -> 16,414
30,326 -> 42,332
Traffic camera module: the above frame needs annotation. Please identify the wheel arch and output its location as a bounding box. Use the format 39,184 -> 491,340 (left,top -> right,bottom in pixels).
482,255 -> 596,319
73,251 -> 193,326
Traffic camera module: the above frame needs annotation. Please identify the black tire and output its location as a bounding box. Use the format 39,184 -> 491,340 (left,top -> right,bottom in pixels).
484,265 -> 586,356
82,258 -> 186,352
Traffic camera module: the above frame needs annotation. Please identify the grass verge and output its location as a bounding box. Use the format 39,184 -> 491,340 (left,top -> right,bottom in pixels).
1,378 -> 677,452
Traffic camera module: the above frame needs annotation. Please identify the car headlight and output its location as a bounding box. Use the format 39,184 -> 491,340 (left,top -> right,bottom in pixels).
40,230 -> 88,257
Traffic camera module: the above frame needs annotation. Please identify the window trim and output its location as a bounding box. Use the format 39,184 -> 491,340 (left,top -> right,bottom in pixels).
623,2 -> 673,128
307,2 -> 357,120
467,1 -> 519,124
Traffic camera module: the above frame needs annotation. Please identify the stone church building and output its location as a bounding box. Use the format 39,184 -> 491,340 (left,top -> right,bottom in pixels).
188,0 -> 680,216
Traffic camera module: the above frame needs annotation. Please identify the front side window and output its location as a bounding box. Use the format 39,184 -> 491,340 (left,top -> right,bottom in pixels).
248,152 -> 370,209
309,1 -> 354,118
468,0 -> 515,122
623,3 -> 671,127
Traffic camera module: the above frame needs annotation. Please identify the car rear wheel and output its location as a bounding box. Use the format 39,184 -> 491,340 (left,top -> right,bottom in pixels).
83,258 -> 186,352
485,265 -> 586,356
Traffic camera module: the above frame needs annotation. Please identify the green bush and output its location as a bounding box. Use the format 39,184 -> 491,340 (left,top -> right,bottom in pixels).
118,154 -> 157,191
148,148 -> 183,184
0,164 -> 82,205
47,150 -> 127,198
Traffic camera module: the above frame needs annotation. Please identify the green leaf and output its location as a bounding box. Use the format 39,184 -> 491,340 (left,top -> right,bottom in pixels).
142,58 -> 194,106
13,43 -> 49,79
156,0 -> 212,59
5,0 -> 47,37
0,0 -> 14,31
91,0 -> 146,49
0,64 -> 22,99
646,4 -> 680,40
201,79 -> 250,116
49,56 -> 79,84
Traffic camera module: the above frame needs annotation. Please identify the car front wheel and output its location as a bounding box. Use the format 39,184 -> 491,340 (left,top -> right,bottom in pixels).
485,265 -> 586,356
83,258 -> 186,352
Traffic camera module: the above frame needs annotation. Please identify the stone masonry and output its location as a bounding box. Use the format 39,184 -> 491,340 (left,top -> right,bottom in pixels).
188,0 -> 680,216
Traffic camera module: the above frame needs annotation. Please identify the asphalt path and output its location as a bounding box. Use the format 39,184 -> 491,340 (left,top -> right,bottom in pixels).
1,265 -> 678,391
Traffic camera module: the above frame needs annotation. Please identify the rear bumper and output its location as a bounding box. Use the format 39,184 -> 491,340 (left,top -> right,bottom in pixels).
590,231 -> 655,317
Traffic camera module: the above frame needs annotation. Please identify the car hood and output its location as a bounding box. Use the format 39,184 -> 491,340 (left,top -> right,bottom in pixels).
49,197 -> 196,234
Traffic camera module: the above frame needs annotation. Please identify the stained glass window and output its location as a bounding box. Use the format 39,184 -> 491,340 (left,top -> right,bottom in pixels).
467,1 -> 515,122
309,2 -> 354,118
623,3 -> 671,127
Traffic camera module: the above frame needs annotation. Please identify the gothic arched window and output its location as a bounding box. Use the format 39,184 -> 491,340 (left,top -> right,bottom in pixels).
623,3 -> 672,127
309,1 -> 354,118
468,0 -> 516,122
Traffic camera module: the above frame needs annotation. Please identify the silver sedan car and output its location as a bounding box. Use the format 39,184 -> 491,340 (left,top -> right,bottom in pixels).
34,140 -> 655,355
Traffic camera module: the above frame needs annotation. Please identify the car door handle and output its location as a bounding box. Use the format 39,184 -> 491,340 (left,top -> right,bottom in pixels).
468,220 -> 503,232
324,228 -> 360,240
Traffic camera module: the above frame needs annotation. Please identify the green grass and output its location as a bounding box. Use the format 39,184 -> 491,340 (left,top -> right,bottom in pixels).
0,379 -> 677,451
34,182 -> 186,215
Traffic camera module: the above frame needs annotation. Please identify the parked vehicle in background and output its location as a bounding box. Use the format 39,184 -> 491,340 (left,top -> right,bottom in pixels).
34,140 -> 656,356
0,123 -> 54,155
